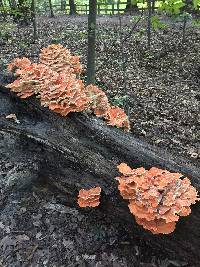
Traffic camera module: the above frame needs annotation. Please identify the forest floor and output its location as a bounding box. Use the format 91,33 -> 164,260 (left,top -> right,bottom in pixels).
0,14 -> 199,267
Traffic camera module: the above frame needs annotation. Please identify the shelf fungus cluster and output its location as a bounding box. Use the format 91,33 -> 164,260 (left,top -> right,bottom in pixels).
40,75 -> 90,116
39,44 -> 82,74
106,106 -> 130,130
6,62 -> 58,99
85,85 -> 130,130
116,163 -> 198,234
8,57 -> 31,73
77,187 -> 101,208
6,44 -> 130,131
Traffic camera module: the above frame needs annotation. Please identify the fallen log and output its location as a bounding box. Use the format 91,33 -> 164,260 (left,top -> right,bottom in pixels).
0,84 -> 200,265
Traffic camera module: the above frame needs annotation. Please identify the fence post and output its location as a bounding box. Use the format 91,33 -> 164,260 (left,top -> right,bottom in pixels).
117,1 -> 119,14
85,4 -> 87,14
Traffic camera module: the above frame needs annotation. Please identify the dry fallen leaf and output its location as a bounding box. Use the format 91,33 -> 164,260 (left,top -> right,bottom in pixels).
5,114 -> 20,124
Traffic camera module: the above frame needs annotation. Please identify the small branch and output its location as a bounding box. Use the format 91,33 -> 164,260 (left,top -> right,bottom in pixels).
122,15 -> 143,43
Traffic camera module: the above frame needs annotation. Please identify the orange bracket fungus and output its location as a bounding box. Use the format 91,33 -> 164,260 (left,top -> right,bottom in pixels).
6,44 -> 130,131
106,106 -> 130,131
39,44 -> 82,75
85,84 -> 110,117
77,187 -> 101,208
40,74 -> 90,116
7,57 -> 32,73
116,163 -> 199,234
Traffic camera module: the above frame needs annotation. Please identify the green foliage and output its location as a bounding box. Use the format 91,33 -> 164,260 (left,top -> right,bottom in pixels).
0,22 -> 15,42
179,11 -> 192,19
10,9 -> 24,17
131,0 -> 138,5
139,28 -> 146,35
159,0 -> 185,14
170,11 -> 192,22
192,18 -> 200,26
111,95 -> 128,108
151,15 -> 167,30
192,0 -> 200,9
19,41 -> 29,49
79,30 -> 87,39
0,5 -> 10,15
51,36 -> 62,44
143,51 -> 155,59
130,15 -> 142,23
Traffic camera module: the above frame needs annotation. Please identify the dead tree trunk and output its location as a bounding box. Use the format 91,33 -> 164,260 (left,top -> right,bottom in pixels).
0,83 -> 200,265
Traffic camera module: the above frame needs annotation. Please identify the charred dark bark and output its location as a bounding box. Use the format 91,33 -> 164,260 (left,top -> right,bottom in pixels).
0,84 -> 200,265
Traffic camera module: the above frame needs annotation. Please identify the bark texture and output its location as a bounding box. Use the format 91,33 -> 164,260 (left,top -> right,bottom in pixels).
0,83 -> 200,265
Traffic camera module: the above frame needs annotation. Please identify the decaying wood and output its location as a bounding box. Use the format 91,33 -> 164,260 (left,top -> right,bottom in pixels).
0,84 -> 200,265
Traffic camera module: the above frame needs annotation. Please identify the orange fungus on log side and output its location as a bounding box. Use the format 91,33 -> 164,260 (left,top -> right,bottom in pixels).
77,187 -> 101,208
116,163 -> 199,234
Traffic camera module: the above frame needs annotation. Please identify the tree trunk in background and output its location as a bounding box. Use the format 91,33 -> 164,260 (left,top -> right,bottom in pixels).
48,0 -> 54,17
61,0 -> 66,12
69,0 -> 76,15
31,0 -> 37,41
184,0 -> 192,12
147,0 -> 152,49
18,0 -> 24,6
86,0 -> 97,85
18,0 -> 25,13
125,0 -> 139,13
151,0 -> 156,13
16,0 -> 30,25
9,0 -> 17,22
